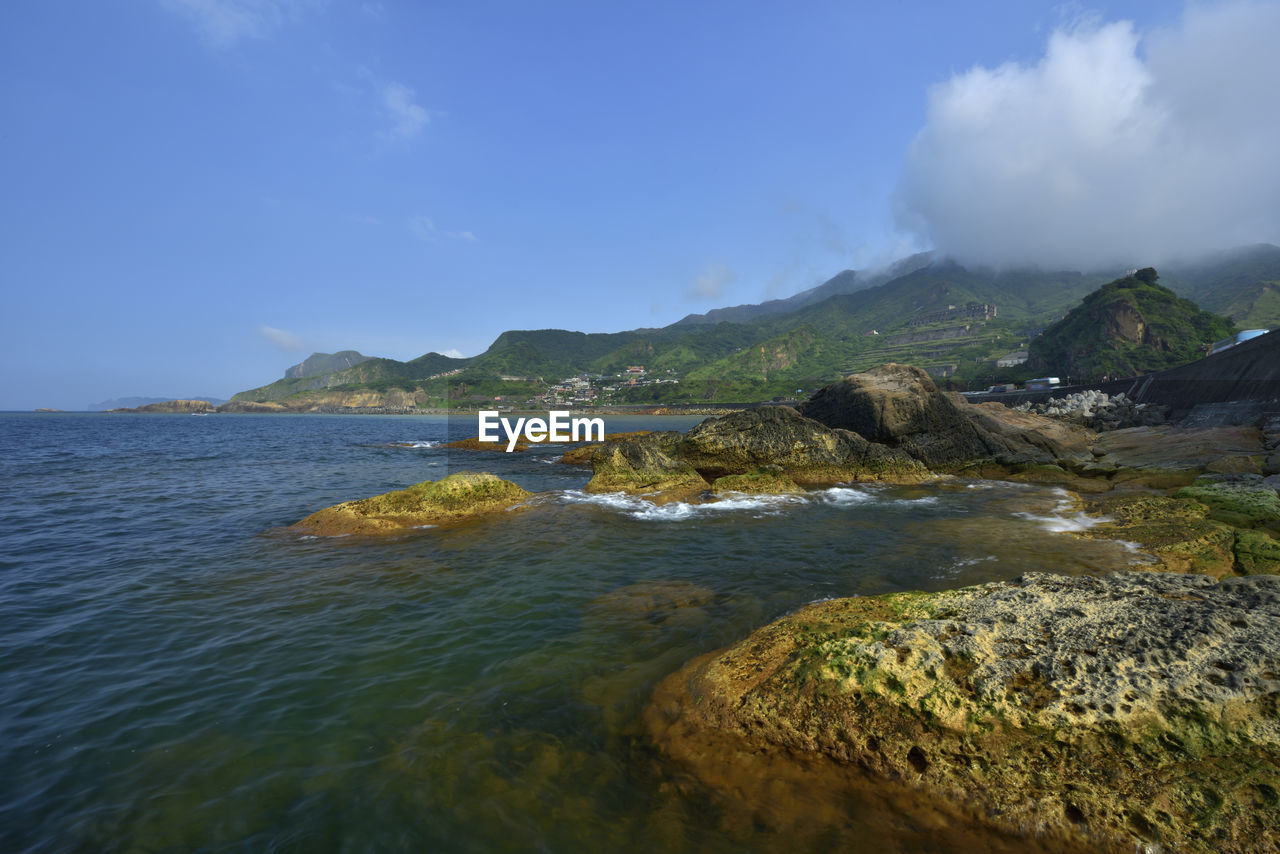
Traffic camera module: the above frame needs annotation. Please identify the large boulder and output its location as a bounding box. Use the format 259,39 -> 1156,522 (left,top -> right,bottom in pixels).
962,401 -> 1093,466
291,471 -> 529,535
647,571 -> 1280,853
677,406 -> 925,485
584,432 -> 709,498
797,364 -> 994,468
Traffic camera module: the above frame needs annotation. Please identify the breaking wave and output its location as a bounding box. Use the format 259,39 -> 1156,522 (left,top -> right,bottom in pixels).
1013,489 -> 1109,533
555,484 -> 941,521
559,490 -> 808,521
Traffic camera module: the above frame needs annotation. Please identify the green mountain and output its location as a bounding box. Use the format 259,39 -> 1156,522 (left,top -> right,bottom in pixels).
230,352 -> 468,404
672,252 -> 935,326
1027,268 -> 1235,382
228,245 -> 1278,408
284,351 -> 372,379
1161,243 -> 1280,329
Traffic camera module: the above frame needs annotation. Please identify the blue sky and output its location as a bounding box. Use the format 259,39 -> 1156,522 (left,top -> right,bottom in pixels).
3,1 -> 1276,409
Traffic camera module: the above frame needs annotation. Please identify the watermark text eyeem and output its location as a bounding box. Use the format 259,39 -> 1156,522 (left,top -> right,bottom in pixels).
477,410 -> 604,452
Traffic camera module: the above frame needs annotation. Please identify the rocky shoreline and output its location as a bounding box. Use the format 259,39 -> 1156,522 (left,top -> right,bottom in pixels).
646,571 -> 1280,853
290,362 -> 1280,849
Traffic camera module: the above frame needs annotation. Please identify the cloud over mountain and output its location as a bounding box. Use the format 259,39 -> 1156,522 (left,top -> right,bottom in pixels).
895,1 -> 1280,270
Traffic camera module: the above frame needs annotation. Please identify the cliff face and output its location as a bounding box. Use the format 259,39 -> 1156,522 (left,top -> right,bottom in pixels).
1028,268 -> 1234,381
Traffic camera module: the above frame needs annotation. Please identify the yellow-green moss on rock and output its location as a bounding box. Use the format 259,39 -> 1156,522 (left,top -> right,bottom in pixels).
711,468 -> 802,495
1235,528 -> 1280,575
292,471 -> 530,535
647,571 -> 1280,853
1175,482 -> 1280,532
1082,492 -> 1239,576
584,432 -> 710,500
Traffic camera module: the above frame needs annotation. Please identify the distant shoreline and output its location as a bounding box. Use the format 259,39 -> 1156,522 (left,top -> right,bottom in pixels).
100,404 -> 758,416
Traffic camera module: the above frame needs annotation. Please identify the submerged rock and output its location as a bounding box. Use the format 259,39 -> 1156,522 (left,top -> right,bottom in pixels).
647,571 -> 1280,853
443,436 -> 532,452
291,471 -> 529,535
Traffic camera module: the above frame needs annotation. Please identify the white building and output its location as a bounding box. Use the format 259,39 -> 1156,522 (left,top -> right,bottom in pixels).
996,350 -> 1029,368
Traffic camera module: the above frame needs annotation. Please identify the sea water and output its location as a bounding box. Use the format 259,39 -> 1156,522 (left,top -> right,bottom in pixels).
0,413 -> 1141,852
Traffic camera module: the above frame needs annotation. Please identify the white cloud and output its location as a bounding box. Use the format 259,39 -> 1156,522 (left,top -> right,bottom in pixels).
409,215 -> 478,243
382,82 -> 430,140
686,264 -> 735,301
159,0 -> 307,48
440,348 -> 465,359
258,325 -> 301,351
894,1 -> 1280,270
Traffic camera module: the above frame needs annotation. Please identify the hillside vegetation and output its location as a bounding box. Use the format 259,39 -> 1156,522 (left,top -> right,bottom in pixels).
229,245 -> 1277,408
1028,268 -> 1235,382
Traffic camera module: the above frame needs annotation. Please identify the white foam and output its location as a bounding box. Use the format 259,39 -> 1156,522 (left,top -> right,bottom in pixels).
1118,540 -> 1158,563
1014,497 -> 1109,533
817,486 -> 938,508
962,480 -> 1031,490
932,555 -> 998,578
391,440 -> 438,449
890,496 -> 940,507
816,486 -> 876,505
558,490 -> 805,521
558,482 -> 952,521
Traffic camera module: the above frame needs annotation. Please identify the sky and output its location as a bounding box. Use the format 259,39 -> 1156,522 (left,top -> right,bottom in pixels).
2,0 -> 1277,410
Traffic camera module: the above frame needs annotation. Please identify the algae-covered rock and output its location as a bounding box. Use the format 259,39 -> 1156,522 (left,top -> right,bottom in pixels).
1082,492 -> 1238,576
292,471 -> 529,535
647,571 -> 1280,853
443,436 -> 531,452
1234,529 -> 1280,575
1176,482 -> 1280,533
556,431 -> 653,465
678,406 -> 924,485
711,468 -> 802,495
584,432 -> 709,499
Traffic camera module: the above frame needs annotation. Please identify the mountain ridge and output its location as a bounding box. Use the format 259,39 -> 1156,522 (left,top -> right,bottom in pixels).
227,244 -> 1280,407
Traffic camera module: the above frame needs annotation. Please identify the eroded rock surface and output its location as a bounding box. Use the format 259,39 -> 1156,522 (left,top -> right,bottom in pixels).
678,405 -> 924,484
584,432 -> 709,499
291,471 -> 529,535
797,364 -> 1095,472
583,409 -> 928,497
648,572 -> 1280,853
798,364 -> 994,467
